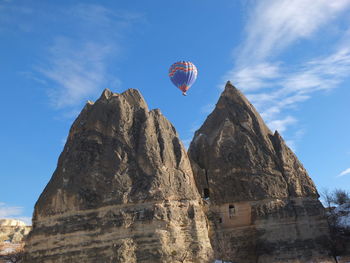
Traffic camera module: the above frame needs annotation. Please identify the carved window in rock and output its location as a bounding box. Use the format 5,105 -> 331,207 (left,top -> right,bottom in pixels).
203,188 -> 210,199
136,209 -> 145,220
229,204 -> 235,219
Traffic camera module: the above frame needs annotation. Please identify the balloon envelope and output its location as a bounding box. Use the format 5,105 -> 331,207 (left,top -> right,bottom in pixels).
168,61 -> 198,94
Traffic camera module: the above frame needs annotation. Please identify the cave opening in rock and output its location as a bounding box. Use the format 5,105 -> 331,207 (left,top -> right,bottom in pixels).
229,204 -> 235,218
203,188 -> 210,199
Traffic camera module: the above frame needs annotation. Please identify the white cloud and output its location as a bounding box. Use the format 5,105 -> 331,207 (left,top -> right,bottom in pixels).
237,0 -> 350,63
0,203 -> 31,225
267,116 -> 297,133
34,4 -> 139,110
338,168 -> 350,177
284,128 -> 305,152
223,0 -> 350,141
281,48 -> 350,94
68,3 -> 141,27
39,38 -> 114,108
225,63 -> 281,91
0,203 -> 22,218
257,48 -> 350,123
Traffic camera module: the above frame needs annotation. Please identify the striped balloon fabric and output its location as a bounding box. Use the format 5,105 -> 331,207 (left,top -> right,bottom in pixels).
168,61 -> 198,95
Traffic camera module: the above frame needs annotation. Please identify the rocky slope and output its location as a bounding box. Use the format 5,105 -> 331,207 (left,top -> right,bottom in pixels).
0,219 -> 30,263
24,89 -> 213,263
188,82 -> 333,263
0,219 -> 30,243
23,83 -> 335,263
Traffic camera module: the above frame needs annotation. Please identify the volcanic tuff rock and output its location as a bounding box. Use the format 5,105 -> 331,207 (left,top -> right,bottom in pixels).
188,82 -> 333,263
24,89 -> 212,263
0,219 -> 30,263
0,219 -> 31,243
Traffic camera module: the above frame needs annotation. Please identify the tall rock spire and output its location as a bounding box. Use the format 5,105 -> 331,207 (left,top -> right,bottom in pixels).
24,88 -> 212,263
188,81 -> 331,262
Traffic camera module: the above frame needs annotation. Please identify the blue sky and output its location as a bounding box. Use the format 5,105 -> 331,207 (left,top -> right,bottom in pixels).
1,0 -> 350,225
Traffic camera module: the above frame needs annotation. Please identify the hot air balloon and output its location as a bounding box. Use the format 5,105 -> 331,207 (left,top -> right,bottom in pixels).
168,61 -> 198,96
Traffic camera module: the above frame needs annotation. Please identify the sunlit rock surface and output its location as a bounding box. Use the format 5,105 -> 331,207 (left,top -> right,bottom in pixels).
188,82 -> 333,263
24,89 -> 212,263
23,83 -> 335,263
0,219 -> 30,243
0,219 -> 30,263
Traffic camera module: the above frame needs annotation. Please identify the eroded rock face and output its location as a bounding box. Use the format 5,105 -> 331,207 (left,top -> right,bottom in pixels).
0,219 -> 31,243
0,219 -> 30,263
24,89 -> 212,263
188,82 -> 333,263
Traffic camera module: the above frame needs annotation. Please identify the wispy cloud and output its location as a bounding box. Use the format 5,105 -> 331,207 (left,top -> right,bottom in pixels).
266,116 -> 297,133
6,2 -> 142,111
39,38 -> 114,108
33,4 -> 140,110
1,2 -> 138,110
0,202 -> 31,225
223,0 -> 350,137
237,0 -> 350,64
242,48 -> 350,124
338,168 -> 350,177
225,63 -> 281,92
0,1 -> 33,32
285,128 -> 305,152
0,203 -> 22,218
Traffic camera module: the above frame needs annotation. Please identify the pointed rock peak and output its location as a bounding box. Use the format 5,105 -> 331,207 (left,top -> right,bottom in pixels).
223,80 -> 239,93
25,86 -> 213,262
120,88 -> 148,110
197,80 -> 272,138
272,130 -> 289,147
151,108 -> 162,116
121,88 -> 141,97
99,88 -> 113,100
218,80 -> 252,109
224,80 -> 236,90
95,88 -> 148,111
81,100 -> 95,113
274,130 -> 282,139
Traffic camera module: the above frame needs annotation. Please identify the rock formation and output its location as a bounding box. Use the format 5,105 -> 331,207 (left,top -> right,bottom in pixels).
23,83 -> 335,263
0,219 -> 30,263
188,82 -> 333,263
0,219 -> 31,243
24,89 -> 212,262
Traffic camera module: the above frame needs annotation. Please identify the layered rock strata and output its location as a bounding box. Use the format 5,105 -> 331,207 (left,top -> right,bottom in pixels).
24,89 -> 212,263
188,82 -> 333,263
